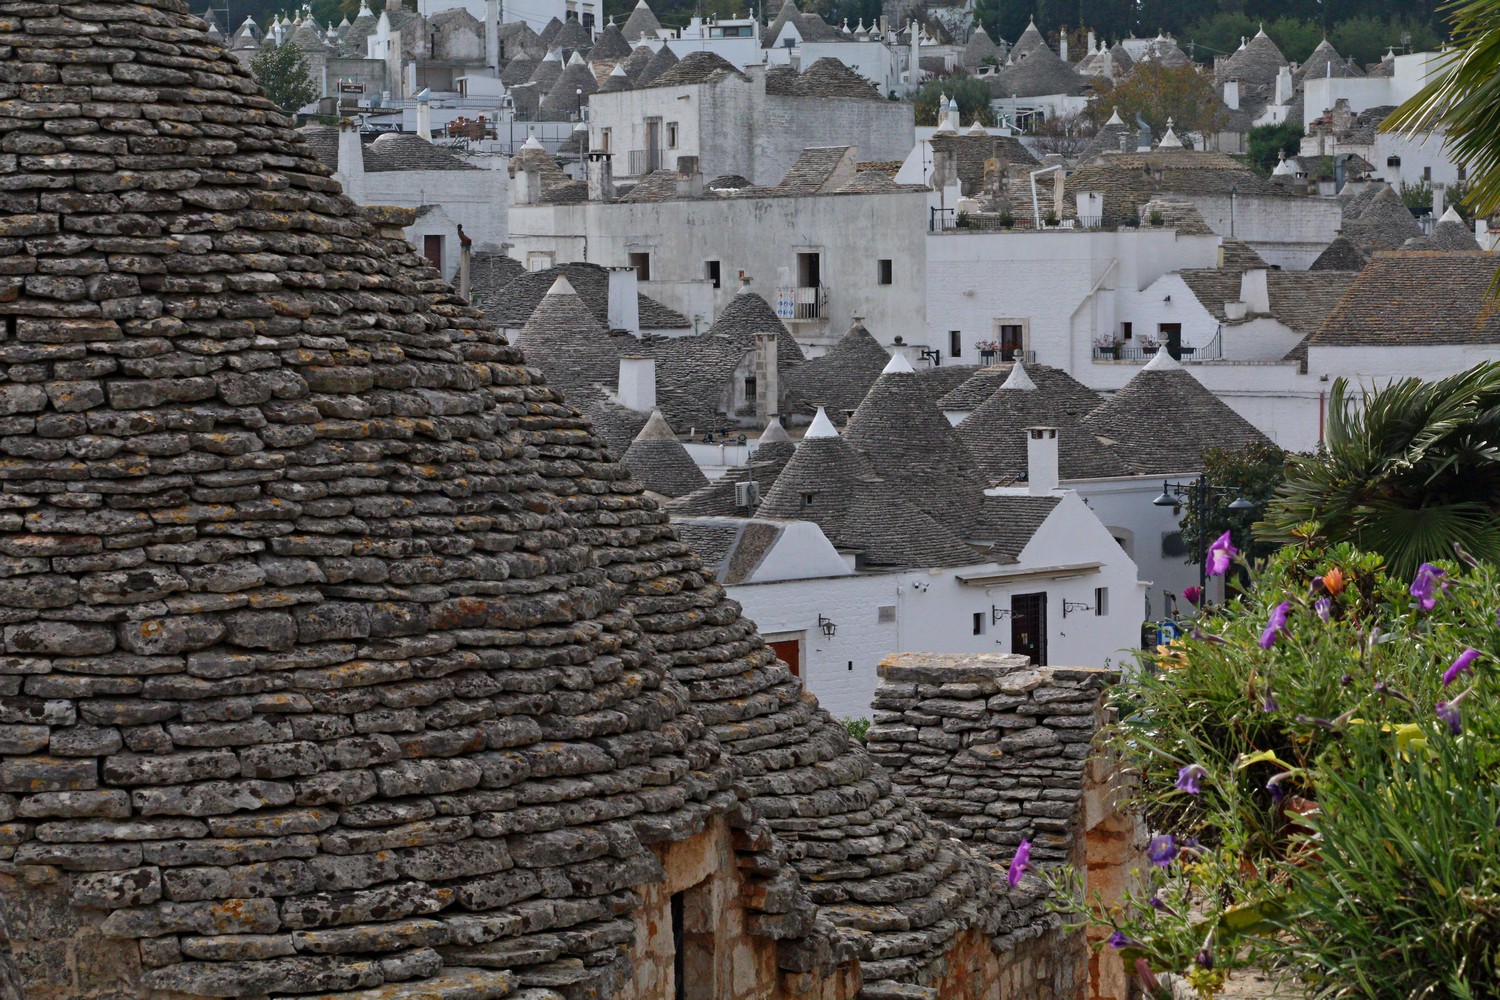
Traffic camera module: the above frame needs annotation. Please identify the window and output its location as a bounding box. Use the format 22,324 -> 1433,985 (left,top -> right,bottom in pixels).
743,374 -> 756,402
705,260 -> 721,289
628,251 -> 651,281
423,234 -> 443,274
526,251 -> 554,272
1386,155 -> 1401,168
877,605 -> 896,623
800,490 -> 815,509
949,330 -> 961,357
972,611 -> 985,635
1423,165 -> 1432,181
1095,587 -> 1109,616
666,122 -> 679,149
598,127 -> 611,153
796,250 -> 821,288
1121,321 -> 1133,341
877,258 -> 893,285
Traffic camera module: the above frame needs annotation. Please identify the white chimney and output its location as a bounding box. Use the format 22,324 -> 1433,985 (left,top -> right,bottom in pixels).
1086,29 -> 1095,52
485,0 -> 500,70
1058,35 -> 1067,62
946,97 -> 960,133
1026,427 -> 1059,495
1224,79 -> 1240,110
415,89 -> 432,141
587,151 -> 614,202
1240,268 -> 1270,314
618,356 -> 656,412
607,266 -> 640,334
336,118 -> 365,199
1274,65 -> 1293,106
1433,183 -> 1446,219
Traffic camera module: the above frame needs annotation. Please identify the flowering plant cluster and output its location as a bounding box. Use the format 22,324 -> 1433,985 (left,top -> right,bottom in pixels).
1015,527 -> 1500,998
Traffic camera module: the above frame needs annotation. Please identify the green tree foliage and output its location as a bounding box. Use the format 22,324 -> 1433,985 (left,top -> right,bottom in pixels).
1180,442 -> 1289,569
1331,13 -> 1441,64
1260,362 -> 1500,576
911,77 -> 995,127
1246,121 -> 1303,175
1086,61 -> 1227,140
250,41 -> 318,115
1386,0 -> 1500,221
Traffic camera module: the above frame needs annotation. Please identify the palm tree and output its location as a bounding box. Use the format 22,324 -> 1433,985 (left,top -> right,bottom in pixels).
1383,0 -> 1500,219
1259,363 -> 1500,577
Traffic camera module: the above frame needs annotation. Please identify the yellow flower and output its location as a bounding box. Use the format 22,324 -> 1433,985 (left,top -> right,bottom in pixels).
1156,640 -> 1189,670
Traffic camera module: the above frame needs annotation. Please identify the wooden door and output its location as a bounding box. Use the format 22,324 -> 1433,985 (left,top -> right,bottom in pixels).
769,638 -> 801,679
1010,592 -> 1047,666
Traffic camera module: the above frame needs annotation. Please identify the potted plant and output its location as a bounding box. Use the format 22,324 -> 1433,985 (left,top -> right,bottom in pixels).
1149,209 -> 1165,226
1139,334 -> 1161,355
998,211 -> 1015,228
1043,209 -> 1058,227
976,339 -> 999,364
956,210 -> 971,229
1124,213 -> 1141,228
1093,333 -> 1120,360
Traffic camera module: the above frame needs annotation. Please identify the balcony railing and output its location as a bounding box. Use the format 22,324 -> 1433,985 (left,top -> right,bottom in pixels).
1093,340 -> 1223,362
978,348 -> 1035,365
626,148 -> 662,176
775,285 -> 828,322
931,208 -> 1105,232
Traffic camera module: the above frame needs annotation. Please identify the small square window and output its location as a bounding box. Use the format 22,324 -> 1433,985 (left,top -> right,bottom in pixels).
705,260 -> 721,289
877,259 -> 893,285
598,128 -> 611,153
1121,321 -> 1133,340
666,122 -> 679,149
1423,165 -> 1432,181
972,611 -> 985,635
1095,587 -> 1109,616
628,251 -> 651,282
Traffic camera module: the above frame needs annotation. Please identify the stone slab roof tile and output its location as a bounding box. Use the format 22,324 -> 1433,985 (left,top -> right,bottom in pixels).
936,362 -> 1102,415
649,49 -> 746,88
621,411 -> 711,497
981,494 -> 1062,562
783,321 -> 890,421
481,261 -> 689,331
1308,251 -> 1500,347
957,374 -> 1129,481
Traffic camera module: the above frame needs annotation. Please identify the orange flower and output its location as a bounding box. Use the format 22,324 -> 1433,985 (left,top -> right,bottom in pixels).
1322,567 -> 1347,596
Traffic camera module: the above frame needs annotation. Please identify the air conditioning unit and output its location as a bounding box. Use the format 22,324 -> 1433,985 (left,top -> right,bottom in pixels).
734,481 -> 760,508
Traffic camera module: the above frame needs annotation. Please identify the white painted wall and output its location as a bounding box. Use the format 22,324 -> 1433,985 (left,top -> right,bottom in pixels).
726,491 -> 1144,719
509,188 -> 927,352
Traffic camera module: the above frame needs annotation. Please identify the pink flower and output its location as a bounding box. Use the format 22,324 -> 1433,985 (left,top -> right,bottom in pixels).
1182,585 -> 1203,606
1205,531 -> 1237,577
1007,838 -> 1031,887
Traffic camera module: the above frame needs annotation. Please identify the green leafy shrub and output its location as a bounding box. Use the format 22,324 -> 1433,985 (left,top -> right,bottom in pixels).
1041,534 -> 1500,997
843,717 -> 871,744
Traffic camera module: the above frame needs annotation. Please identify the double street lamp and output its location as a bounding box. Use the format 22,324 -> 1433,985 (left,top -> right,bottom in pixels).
1152,478 -> 1256,600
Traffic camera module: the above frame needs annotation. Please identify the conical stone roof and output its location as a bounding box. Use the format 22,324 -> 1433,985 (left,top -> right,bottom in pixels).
783,319 -> 890,423
622,42 -> 654,79
539,52 -> 599,119
0,5 -> 1034,1000
621,0 -> 662,41
598,61 -> 633,92
957,364 -> 1129,480
620,410 -> 710,497
635,41 -> 678,85
962,24 -> 1000,68
526,46 -> 565,90
1082,350 -> 1272,473
590,21 -> 632,61
1221,27 -> 1287,86
843,356 -> 990,536
537,14 -> 564,45
553,16 -> 593,55
1294,38 -> 1361,83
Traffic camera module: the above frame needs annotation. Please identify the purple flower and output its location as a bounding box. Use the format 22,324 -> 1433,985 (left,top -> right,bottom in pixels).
1340,673 -> 1354,686
1206,531 -> 1237,577
1314,598 -> 1332,623
1175,764 -> 1207,795
1182,585 -> 1203,606
1147,834 -> 1177,868
1007,838 -> 1031,887
1148,895 -> 1167,911
1436,700 -> 1462,735
1196,948 -> 1215,970
1266,771 -> 1291,804
1443,648 -> 1479,687
1259,601 -> 1291,649
1108,929 -> 1131,949
1410,563 -> 1446,611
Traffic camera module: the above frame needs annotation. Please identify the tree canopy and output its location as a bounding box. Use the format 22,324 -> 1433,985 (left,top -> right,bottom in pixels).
250,41 -> 318,116
1086,61 -> 1226,141
912,77 -> 996,127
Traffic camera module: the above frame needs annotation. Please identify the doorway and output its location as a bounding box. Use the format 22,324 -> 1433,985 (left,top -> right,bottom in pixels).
769,638 -> 801,679
1159,323 -> 1183,360
1010,592 -> 1047,666
423,234 -> 443,274
796,250 -> 821,289
998,323 -> 1025,361
645,119 -> 662,173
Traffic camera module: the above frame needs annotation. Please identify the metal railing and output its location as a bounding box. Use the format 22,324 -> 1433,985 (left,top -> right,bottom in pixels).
978,348 -> 1035,365
626,148 -> 662,176
776,285 -> 828,321
931,209 -> 1105,232
1092,339 -> 1223,362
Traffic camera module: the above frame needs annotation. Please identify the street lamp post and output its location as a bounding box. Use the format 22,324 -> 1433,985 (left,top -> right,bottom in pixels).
1153,478 -> 1256,600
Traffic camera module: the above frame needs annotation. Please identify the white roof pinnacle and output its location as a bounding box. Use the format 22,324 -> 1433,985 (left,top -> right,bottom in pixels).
1000,361 -> 1036,390
881,352 -> 914,375
1143,347 -> 1182,371
760,416 -> 791,443
545,275 -> 577,296
805,406 -> 839,438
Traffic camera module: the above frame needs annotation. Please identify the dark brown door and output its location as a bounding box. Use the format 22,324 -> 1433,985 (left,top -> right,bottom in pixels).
999,323 -> 1024,360
1160,323 -> 1183,359
1011,592 -> 1047,666
423,234 -> 443,274
769,638 -> 801,679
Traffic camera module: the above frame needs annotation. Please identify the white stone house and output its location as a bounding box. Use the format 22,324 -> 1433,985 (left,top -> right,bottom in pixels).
585,52 -> 914,184
506,145 -> 928,354
677,418 -> 1145,720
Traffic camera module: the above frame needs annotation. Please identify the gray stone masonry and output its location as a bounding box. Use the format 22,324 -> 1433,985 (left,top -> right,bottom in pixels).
866,653 -> 1118,863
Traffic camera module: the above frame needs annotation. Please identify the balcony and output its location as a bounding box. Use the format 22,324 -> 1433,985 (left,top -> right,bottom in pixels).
930,208 -> 1105,232
626,148 -> 662,176
978,348 -> 1035,365
1092,340 -> 1223,363
775,285 -> 828,322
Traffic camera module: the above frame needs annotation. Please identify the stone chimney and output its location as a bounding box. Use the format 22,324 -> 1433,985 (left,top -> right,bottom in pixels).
587,151 -> 614,202
1058,34 -> 1068,62
1240,268 -> 1270,314
676,154 -> 702,198
336,117 -> 365,200
485,0 -> 500,70
1118,128 -> 1131,153
1433,183 -> 1446,219
754,332 -> 779,425
607,266 -> 640,334
1223,78 -> 1239,110
1026,426 -> 1059,494
618,356 -> 656,412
